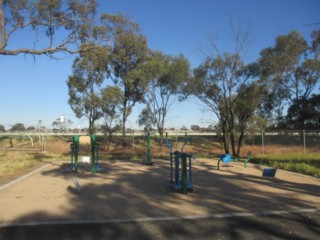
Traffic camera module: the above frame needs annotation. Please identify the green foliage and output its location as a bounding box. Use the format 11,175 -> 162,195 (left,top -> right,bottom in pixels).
101,14 -> 154,145
156,53 -> 190,94
1,0 -> 97,55
137,105 -> 156,131
9,123 -> 25,132
235,82 -> 265,132
186,52 -> 263,156
100,86 -> 122,115
141,52 -> 191,148
52,116 -> 73,132
272,162 -> 320,178
258,30 -> 320,128
256,153 -> 320,162
26,126 -> 35,131
285,94 -> 320,129
100,86 -> 123,149
67,45 -> 109,133
180,125 -> 188,131
191,125 -> 201,131
254,153 -> 320,178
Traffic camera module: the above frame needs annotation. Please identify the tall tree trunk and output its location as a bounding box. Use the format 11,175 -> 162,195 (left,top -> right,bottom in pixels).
237,131 -> 245,156
221,123 -> 229,153
122,100 -> 127,147
107,133 -> 112,151
122,112 -> 126,147
230,129 -> 237,156
159,128 -> 164,150
228,108 -> 237,156
89,118 -> 94,134
158,117 -> 165,150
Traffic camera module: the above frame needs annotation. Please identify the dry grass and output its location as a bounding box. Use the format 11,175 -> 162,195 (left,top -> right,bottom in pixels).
0,152 -> 38,177
0,151 -> 67,185
44,136 -> 71,155
1,135 -> 319,185
0,136 -> 43,150
246,145 -> 319,156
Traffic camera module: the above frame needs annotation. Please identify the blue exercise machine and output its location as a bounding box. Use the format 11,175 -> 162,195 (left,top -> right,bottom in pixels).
165,132 -> 194,193
217,153 -> 231,170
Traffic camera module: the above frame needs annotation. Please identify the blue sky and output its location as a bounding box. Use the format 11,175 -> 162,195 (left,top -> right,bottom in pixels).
1,0 -> 319,130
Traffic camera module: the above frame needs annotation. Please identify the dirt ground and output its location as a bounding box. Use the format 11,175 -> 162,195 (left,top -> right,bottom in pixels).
0,158 -> 319,226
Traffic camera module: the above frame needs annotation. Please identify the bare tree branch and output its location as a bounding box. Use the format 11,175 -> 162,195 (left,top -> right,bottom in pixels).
0,0 -> 98,57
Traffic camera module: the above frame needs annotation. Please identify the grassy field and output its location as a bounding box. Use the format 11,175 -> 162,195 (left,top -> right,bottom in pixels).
252,153 -> 320,178
0,151 -> 68,185
0,134 -> 319,185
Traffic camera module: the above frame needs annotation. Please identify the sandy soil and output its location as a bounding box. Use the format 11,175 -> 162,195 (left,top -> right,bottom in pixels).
0,158 -> 319,225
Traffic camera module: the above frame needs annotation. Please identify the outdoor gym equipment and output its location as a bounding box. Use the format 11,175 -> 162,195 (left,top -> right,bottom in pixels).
69,134 -> 104,173
143,131 -> 153,165
262,167 -> 277,180
165,132 -> 193,194
70,135 -> 79,172
91,134 -> 105,172
217,151 -> 252,170
233,151 -> 253,168
217,153 -> 231,170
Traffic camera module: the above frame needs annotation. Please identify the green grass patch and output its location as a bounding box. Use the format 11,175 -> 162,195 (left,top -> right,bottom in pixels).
253,153 -> 320,178
272,161 -> 320,178
255,152 -> 320,162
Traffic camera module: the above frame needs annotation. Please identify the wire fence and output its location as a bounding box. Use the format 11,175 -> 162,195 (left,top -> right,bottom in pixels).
245,130 -> 320,154
1,129 -> 320,156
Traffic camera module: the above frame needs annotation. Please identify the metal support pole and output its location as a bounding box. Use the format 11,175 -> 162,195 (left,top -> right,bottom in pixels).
188,154 -> 193,190
175,153 -> 181,189
181,153 -> 187,194
91,134 -> 96,173
169,153 -> 173,183
165,133 -> 173,183
74,135 -> 79,173
175,132 -> 178,151
70,143 -> 74,166
181,132 -> 188,153
95,144 -> 99,167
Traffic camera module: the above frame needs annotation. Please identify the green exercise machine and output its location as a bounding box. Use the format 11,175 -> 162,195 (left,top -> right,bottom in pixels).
69,134 -> 104,173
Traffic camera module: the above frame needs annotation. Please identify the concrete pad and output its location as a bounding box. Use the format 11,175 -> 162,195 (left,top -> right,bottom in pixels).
0,158 -> 319,226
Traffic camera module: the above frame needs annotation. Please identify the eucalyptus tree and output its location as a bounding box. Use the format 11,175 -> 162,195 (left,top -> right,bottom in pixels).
0,0 -> 98,56
52,117 -> 73,132
140,52 -> 190,149
101,14 -> 155,146
100,86 -> 122,150
285,93 -> 320,129
10,123 -> 25,132
258,30 -> 320,128
137,104 -> 156,133
188,55 -> 263,156
67,45 -> 108,134
184,23 -> 264,156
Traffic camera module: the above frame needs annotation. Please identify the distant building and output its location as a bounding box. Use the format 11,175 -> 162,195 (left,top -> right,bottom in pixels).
60,115 -> 67,123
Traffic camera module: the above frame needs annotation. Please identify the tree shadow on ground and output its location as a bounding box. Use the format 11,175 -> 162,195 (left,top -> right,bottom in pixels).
1,210 -> 319,239
0,158 -> 319,239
